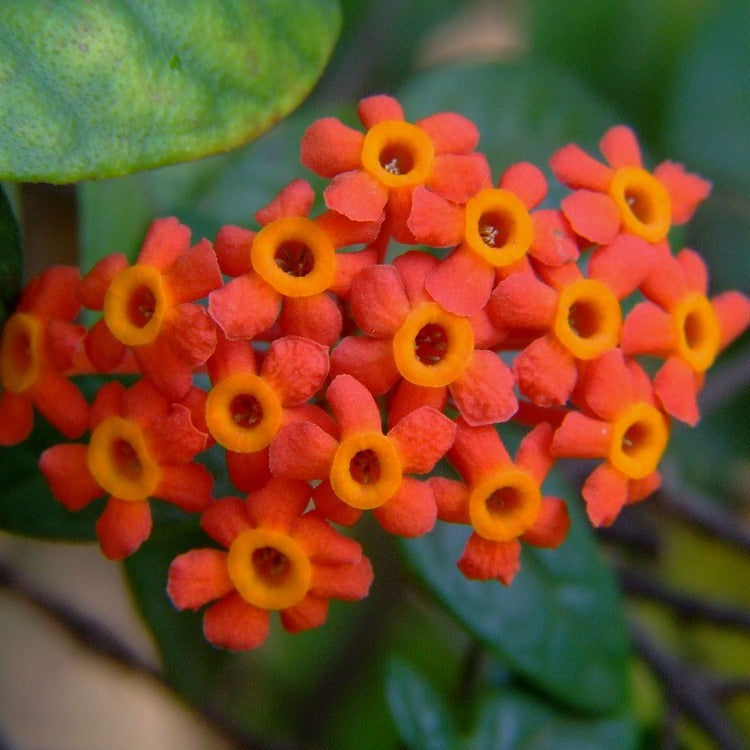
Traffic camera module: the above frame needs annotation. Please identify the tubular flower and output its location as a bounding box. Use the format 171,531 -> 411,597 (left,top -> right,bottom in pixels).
549,125 -> 711,245
208,179 -> 382,347
269,374 -> 456,536
429,420 -> 570,585
0,266 -> 90,445
80,217 -> 222,401
39,378 -> 213,560
206,331 -> 331,492
486,236 -> 653,406
300,94 -> 490,249
407,161 -> 579,315
331,251 -> 517,427
621,247 -> 750,425
167,478 -> 374,651
551,348 -> 670,527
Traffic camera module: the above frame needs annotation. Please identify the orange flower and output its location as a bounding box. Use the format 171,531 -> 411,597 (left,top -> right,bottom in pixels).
167,478 -> 373,651
621,246 -> 750,425
430,420 -> 570,585
0,266 -> 90,444
551,349 -> 670,527
549,125 -> 711,245
300,94 -> 490,250
208,179 -> 381,347
205,331 -> 331,492
331,251 -> 516,427
39,379 -> 212,559
408,161 -> 579,315
269,374 -> 456,537
80,217 -> 222,401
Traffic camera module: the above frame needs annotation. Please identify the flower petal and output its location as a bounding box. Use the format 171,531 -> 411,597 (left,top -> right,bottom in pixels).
203,591 -> 270,650
201,496 -> 251,547
312,480 -> 362,526
513,335 -> 577,407
487,267 -> 558,331
372,476 -> 436,536
137,217 -> 191,270
291,513 -> 362,564
451,350 -> 518,425
578,348 -> 634,419
162,239 -> 222,303
357,94 -> 404,127
407,187 -> 465,247
279,594 -> 329,634
587,235 -> 654,298
551,411 -> 611,459
653,161 -> 711,224
269,421 -> 339,480
85,317 -> 127,372
80,255 -> 129,311
0,391 -> 33,445
621,301 -> 674,357
255,178 -> 315,225
653,356 -> 700,426
714,290 -> 750,349
599,125 -> 642,168
261,336 -> 329,406
246,477 -> 311,530
226,449 -> 271,493
529,210 -> 579,267
330,336 -> 399,396
30,371 -> 89,439
425,246 -> 494,316
499,162 -> 547,209
167,548 -> 233,610
416,111 -> 479,154
309,556 -> 374,600
581,463 -> 628,527
560,190 -> 621,244
157,463 -> 213,513
324,170 -> 388,223
427,152 -> 491,204
213,225 -> 254,277
521,496 -> 570,548
96,497 -> 152,560
208,273 -> 280,340
39,443 -> 102,510
280,294 -> 342,347
387,379 -> 447,430
429,476 -> 470,524
458,534 -> 521,585
326,373 -> 382,435
300,118 -> 364,177
515,422 -> 554,485
350,264 -> 410,337
549,143 -> 612,191
387,406 -> 456,474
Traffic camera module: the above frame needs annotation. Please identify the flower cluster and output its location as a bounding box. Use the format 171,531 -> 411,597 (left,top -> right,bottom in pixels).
1,95 -> 748,651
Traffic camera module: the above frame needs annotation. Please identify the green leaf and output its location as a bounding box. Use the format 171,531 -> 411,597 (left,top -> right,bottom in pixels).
0,185 -> 23,324
0,0 -> 340,182
465,688 -> 638,750
667,0 -> 750,194
401,471 -> 630,714
386,657 -> 459,750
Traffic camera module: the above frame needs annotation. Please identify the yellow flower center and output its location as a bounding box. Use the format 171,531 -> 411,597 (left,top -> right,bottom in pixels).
468,467 -> 542,542
673,293 -> 721,373
251,216 -> 336,298
0,312 -> 43,393
463,188 -> 533,267
393,302 -> 474,387
608,166 -> 672,243
205,372 -> 283,453
103,265 -> 169,346
360,120 -> 435,188
87,416 -> 161,501
227,528 -> 312,610
330,432 -> 402,509
608,402 -> 669,480
552,279 -> 622,360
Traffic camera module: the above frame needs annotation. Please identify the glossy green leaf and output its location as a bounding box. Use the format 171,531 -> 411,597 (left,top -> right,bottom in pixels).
402,470 -> 630,714
0,0 -> 340,182
386,658 -> 459,750
465,689 -> 638,750
0,186 -> 22,325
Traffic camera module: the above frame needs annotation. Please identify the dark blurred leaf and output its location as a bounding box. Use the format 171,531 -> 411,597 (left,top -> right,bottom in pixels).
0,186 -> 22,325
0,0 -> 340,181
529,0 -> 713,147
386,657 -> 459,750
465,688 -> 638,750
402,470 -> 630,714
0,412 -> 100,540
667,0 -> 750,194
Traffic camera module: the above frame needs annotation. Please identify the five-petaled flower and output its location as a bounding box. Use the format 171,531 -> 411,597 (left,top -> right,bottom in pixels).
208,178 -> 381,347
408,161 -> 579,315
430,420 -> 570,585
80,217 -> 222,401
551,348 -> 670,527
39,378 -> 213,559
167,477 -> 374,651
205,330 -> 331,492
0,265 -> 90,445
300,94 -> 490,253
331,251 -> 517,427
550,125 -> 711,245
270,374 -> 456,536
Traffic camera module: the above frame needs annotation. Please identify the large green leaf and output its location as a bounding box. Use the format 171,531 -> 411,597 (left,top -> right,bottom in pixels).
465,689 -> 637,750
401,470 -> 630,714
0,186 -> 22,325
0,0 -> 340,182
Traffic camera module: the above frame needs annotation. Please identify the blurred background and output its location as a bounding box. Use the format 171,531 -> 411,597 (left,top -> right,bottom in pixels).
1,1 -> 749,748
